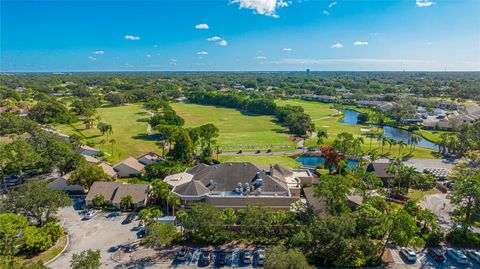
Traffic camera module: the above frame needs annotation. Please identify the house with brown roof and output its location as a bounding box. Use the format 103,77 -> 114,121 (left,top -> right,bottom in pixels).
137,152 -> 164,166
85,181 -> 150,209
366,162 -> 395,183
79,145 -> 101,156
99,163 -> 118,179
113,156 -> 145,178
166,162 -> 314,211
303,187 -> 363,215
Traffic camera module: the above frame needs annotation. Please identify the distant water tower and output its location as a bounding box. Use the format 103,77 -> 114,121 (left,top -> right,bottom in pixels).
306,69 -> 310,75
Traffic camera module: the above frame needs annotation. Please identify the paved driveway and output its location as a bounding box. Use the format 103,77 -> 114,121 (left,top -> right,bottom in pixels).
48,203 -> 139,268
420,191 -> 454,232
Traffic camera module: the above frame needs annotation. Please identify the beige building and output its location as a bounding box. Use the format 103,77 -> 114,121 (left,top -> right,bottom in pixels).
166,162 -> 314,211
85,182 -> 150,209
113,156 -> 145,178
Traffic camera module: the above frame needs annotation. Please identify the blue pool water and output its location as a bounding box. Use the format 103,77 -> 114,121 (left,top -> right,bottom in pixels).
296,156 -> 358,170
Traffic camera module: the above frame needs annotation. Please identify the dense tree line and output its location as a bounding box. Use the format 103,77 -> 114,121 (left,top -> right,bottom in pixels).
187,91 -> 314,135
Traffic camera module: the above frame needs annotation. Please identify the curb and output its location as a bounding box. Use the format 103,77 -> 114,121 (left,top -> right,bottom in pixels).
44,231 -> 70,265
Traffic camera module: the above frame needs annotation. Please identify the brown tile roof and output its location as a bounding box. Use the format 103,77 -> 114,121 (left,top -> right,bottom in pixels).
86,181 -> 149,205
174,180 -> 210,196
366,162 -> 394,178
112,184 -> 150,204
85,181 -> 123,202
172,162 -> 292,197
114,156 -> 145,172
303,187 -> 327,215
99,163 -> 117,178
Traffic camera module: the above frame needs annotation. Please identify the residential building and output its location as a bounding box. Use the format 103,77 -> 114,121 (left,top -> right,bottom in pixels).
99,162 -> 118,179
137,152 -> 164,166
48,177 -> 85,193
301,94 -> 337,103
166,162 -> 314,211
303,187 -> 363,215
82,154 -> 100,164
85,182 -> 149,209
79,145 -> 101,156
366,162 -> 395,183
113,156 -> 145,178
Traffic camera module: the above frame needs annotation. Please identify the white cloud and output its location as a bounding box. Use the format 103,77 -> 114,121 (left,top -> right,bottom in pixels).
217,40 -> 228,46
195,24 -> 209,29
146,54 -> 152,58
197,51 -> 209,55
328,1 -> 337,8
94,50 -> 104,55
353,41 -> 368,46
88,56 -> 97,61
322,10 -> 330,15
255,56 -> 267,60
230,0 -> 289,18
283,48 -> 293,52
124,34 -> 140,40
207,36 -> 222,41
416,0 -> 434,7
331,43 -> 343,49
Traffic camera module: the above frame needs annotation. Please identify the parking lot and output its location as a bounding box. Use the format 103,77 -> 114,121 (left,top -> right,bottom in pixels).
170,247 -> 263,268
389,247 -> 480,269
48,199 -> 140,268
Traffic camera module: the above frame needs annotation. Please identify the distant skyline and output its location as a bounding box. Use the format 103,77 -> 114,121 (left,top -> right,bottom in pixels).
1,0 -> 479,72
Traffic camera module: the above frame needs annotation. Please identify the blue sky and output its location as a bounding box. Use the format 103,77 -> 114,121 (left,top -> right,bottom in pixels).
1,0 -> 479,71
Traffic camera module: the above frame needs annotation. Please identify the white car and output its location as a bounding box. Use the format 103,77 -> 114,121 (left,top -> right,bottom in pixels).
255,249 -> 265,266
467,250 -> 480,264
446,248 -> 469,264
243,251 -> 252,264
400,248 -> 417,263
83,210 -> 97,220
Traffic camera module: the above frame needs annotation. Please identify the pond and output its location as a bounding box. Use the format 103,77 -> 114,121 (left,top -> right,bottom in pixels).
340,110 -> 439,150
296,155 -> 358,170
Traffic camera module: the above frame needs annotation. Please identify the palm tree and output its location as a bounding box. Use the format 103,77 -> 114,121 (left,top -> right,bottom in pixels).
368,151 -> 378,164
402,166 -> 417,193
388,138 -> 397,153
365,133 -> 375,150
409,134 -> 421,152
99,139 -> 106,152
167,194 -> 180,216
439,133 -> 449,154
398,140 -> 406,156
316,129 -> 328,147
120,195 -> 133,211
110,139 -> 116,156
376,135 -> 387,155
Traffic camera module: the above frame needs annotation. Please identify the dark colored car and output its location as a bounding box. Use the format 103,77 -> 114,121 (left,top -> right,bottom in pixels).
136,230 -> 145,239
122,213 -> 135,224
217,251 -> 230,266
176,247 -> 189,261
200,250 -> 212,265
428,248 -> 446,262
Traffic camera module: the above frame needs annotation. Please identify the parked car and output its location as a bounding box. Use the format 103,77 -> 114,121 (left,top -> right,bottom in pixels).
400,248 -> 417,263
427,248 -> 446,262
136,230 -> 145,239
122,213 -> 135,224
467,250 -> 480,264
447,248 -> 469,264
243,251 -> 252,264
176,247 -> 189,261
200,250 -> 212,265
83,210 -> 96,220
217,251 -> 229,266
136,221 -> 146,231
255,249 -> 265,266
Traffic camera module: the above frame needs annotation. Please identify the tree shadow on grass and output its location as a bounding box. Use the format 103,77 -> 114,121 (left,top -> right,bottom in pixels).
131,134 -> 159,141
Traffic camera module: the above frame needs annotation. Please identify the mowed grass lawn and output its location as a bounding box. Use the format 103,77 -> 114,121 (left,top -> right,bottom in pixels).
57,104 -> 158,164
217,154 -> 302,168
276,99 -> 438,159
171,103 -> 296,151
